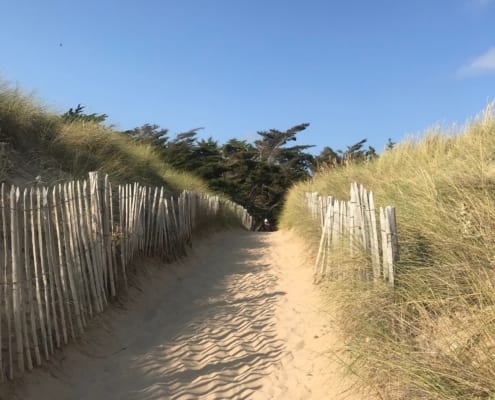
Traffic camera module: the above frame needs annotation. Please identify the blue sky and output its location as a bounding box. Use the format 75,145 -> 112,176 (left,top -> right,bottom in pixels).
1,0 -> 494,155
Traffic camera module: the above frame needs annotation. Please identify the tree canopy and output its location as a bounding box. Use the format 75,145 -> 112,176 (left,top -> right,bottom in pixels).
117,121 -> 384,227
61,104 -> 387,228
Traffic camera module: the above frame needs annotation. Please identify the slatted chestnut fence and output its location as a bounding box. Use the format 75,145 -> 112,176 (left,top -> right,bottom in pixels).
306,182 -> 399,285
0,172 -> 252,380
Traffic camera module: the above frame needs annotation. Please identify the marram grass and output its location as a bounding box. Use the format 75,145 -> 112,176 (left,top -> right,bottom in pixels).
280,103 -> 495,399
54,121 -> 207,192
0,80 -> 207,194
0,81 -> 60,150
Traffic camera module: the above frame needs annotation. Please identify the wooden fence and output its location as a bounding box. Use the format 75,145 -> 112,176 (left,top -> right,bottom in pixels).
0,172 -> 252,380
306,182 -> 399,285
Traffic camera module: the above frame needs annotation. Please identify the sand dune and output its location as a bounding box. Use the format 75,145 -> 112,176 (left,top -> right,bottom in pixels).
3,230 -> 375,400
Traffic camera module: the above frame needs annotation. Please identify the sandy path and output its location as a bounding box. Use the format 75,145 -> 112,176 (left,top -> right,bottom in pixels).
4,230 -> 372,400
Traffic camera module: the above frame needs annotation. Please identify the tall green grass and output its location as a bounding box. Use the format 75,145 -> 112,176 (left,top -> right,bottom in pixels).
280,104 -> 495,399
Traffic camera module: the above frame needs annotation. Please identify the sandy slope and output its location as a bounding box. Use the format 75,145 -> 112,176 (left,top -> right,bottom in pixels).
3,230 -> 374,400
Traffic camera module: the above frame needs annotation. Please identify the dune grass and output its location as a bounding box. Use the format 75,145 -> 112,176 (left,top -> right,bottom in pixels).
0,81 -> 207,194
280,103 -> 495,399
0,82 -> 60,150
52,121 -> 207,192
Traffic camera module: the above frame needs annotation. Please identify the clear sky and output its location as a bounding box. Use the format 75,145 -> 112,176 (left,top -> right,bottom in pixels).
1,0 -> 494,155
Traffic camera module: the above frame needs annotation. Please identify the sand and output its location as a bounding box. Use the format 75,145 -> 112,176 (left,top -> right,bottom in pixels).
3,229 -> 375,400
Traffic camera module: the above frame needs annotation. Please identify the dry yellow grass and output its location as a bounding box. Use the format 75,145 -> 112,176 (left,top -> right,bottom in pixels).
0,81 -> 207,194
280,103 -> 495,399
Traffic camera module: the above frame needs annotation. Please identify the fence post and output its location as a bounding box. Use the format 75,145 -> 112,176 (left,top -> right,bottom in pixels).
50,185 -> 71,343
11,186 -> 24,376
368,192 -> 381,281
0,173 -> 254,381
22,188 -> 41,367
314,202 -> 333,281
380,206 -> 396,287
0,142 -> 7,182
388,206 -> 400,263
308,184 -> 397,286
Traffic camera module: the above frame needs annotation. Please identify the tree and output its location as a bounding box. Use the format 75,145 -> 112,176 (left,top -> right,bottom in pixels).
61,104 -> 108,124
277,144 -> 315,180
125,124 -> 169,147
162,128 -> 203,170
386,138 -> 396,150
224,123 -> 314,224
222,139 -> 256,161
189,138 -> 226,182
120,120 -> 386,227
254,123 -> 310,165
312,146 -> 341,170
312,138 -> 378,171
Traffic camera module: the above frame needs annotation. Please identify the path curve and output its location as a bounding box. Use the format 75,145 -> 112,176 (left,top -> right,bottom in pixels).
3,230 -> 372,400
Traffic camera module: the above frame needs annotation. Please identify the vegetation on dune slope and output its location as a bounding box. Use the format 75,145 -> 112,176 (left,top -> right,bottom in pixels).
280,104 -> 495,400
0,82 -> 207,193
